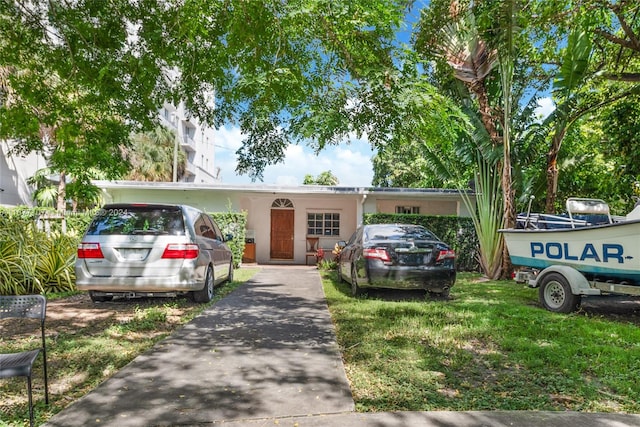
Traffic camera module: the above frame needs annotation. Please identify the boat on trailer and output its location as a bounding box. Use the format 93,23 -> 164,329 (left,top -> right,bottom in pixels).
499,197 -> 640,313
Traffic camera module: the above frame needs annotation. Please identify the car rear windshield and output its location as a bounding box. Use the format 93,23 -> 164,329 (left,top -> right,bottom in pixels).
85,206 -> 186,236
365,225 -> 438,242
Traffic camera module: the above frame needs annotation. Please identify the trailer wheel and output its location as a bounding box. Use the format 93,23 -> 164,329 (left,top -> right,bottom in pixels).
539,273 -> 581,313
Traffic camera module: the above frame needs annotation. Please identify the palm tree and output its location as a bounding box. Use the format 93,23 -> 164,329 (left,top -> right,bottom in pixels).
416,1 -> 508,279
28,168 -> 58,208
433,3 -> 501,147
28,167 -> 105,211
125,126 -> 186,182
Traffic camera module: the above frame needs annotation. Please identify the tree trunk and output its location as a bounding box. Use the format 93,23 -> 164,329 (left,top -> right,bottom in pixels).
56,171 -> 66,213
471,82 -> 501,147
545,129 -> 566,213
501,158 -> 515,279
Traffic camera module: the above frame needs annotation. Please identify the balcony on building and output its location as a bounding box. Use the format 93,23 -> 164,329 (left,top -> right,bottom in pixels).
185,160 -> 197,177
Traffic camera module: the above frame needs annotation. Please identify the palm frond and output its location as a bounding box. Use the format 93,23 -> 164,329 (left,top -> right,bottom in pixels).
436,10 -> 498,85
554,26 -> 593,95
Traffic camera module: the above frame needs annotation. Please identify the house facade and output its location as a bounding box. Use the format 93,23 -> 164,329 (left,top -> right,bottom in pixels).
95,180 -> 474,265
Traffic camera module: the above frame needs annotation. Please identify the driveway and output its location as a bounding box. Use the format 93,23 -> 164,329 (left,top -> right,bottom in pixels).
45,266 -> 353,426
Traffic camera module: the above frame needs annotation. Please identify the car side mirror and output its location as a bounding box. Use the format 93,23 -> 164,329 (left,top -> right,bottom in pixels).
337,241 -> 347,248
224,233 -> 234,242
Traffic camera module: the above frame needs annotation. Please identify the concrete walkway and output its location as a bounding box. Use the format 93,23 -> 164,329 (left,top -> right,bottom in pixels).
45,266 -> 640,427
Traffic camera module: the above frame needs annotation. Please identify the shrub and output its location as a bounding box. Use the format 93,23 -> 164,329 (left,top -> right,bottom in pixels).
209,210 -> 247,268
0,216 -> 48,294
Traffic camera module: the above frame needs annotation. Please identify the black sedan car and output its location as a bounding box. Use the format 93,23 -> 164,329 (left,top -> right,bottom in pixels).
337,224 -> 456,297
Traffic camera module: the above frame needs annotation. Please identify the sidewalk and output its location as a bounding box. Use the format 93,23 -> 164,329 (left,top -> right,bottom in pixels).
45,266 -> 640,427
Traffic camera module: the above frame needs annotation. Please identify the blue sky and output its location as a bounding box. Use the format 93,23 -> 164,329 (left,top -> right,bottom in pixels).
213,126 -> 375,186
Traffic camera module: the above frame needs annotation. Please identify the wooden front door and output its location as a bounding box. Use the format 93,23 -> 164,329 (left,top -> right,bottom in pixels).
270,209 -> 294,259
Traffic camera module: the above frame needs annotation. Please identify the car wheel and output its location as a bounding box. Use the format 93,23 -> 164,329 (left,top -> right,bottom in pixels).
351,267 -> 362,297
227,260 -> 234,283
437,288 -> 451,299
193,265 -> 215,303
539,273 -> 580,313
89,291 -> 113,303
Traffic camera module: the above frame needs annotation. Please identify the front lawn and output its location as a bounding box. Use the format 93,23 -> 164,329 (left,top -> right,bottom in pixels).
322,271 -> 640,413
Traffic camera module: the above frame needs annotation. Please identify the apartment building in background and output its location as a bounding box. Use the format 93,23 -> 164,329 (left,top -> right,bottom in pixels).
0,103 -> 221,206
159,102 -> 221,185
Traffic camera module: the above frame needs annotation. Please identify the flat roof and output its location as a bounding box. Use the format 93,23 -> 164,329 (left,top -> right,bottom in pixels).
93,180 -> 472,197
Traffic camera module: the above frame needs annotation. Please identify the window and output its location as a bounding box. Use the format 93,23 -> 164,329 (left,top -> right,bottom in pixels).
272,198 -> 294,209
86,206 -> 185,236
307,213 -> 340,236
395,206 -> 420,214
195,214 -> 218,240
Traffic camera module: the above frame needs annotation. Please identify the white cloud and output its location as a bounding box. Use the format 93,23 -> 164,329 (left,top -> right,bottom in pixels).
535,97 -> 555,120
212,126 -> 374,186
213,125 -> 244,151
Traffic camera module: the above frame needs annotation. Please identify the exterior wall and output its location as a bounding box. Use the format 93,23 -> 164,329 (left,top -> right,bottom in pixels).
160,103 -> 220,184
102,187 -> 238,213
239,192 -> 358,265
0,141 -> 46,207
362,192 -> 473,218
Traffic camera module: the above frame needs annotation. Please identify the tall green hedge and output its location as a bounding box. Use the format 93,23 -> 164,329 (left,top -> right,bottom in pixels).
209,211 -> 247,268
364,213 -> 480,272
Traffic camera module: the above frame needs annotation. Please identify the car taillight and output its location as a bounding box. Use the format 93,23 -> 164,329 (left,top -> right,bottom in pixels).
363,247 -> 392,262
77,243 -> 104,259
162,243 -> 199,259
436,249 -> 456,262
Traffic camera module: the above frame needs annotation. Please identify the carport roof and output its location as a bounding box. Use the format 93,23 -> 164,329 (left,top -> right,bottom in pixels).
93,180 -> 472,197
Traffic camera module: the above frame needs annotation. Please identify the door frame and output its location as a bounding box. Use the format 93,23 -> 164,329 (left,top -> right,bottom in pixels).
270,198 -> 295,260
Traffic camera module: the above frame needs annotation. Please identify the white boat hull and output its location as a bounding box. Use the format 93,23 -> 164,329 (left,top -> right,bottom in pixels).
500,220 -> 640,284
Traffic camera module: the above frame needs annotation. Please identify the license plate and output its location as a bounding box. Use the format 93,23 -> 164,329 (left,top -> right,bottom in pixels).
399,251 -> 437,265
118,248 -> 148,261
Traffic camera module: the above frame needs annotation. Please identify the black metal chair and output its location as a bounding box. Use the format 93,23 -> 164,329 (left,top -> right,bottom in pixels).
0,295 -> 49,427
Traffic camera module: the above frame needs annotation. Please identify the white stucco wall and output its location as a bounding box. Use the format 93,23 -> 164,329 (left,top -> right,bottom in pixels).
239,192 -> 358,264
0,141 -> 46,207
101,187 -> 239,212
362,191 -> 473,218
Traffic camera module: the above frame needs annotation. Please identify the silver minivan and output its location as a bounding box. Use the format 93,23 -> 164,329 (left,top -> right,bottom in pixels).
75,203 -> 234,303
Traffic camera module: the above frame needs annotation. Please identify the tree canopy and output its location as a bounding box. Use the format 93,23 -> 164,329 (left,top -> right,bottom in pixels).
1,1 -> 423,180
303,171 -> 339,186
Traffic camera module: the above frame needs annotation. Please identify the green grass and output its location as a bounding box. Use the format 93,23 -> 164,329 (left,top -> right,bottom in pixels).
321,271 -> 640,413
0,267 -> 259,427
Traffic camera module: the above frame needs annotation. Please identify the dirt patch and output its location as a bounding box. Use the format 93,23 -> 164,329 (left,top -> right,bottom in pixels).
2,293 -> 201,338
579,295 -> 640,325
